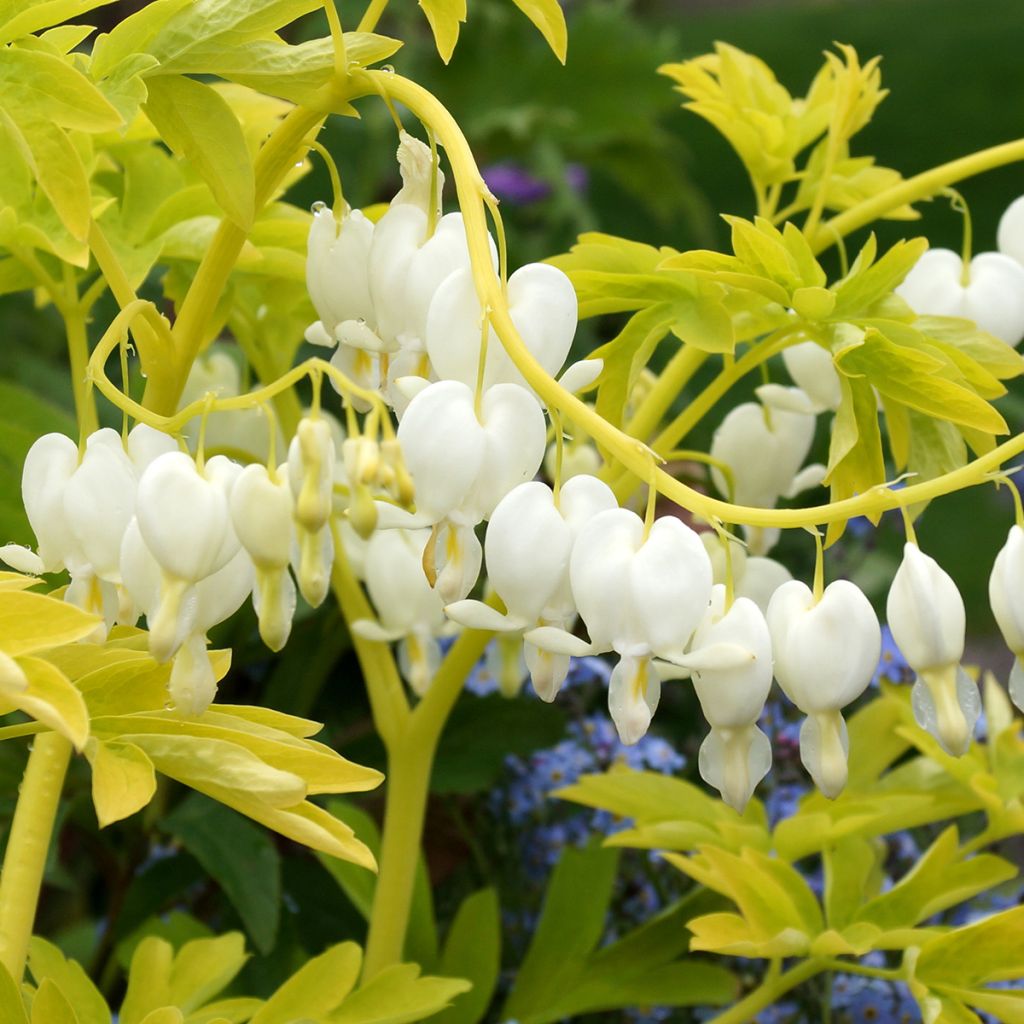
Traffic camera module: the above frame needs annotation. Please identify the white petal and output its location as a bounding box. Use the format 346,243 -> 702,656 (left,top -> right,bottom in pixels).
485,481 -> 571,623
445,600 -> 521,632
231,464 -> 294,569
990,525 -> 1024,655
523,625 -> 595,657
886,543 -> 965,673
22,432 -> 80,572
136,451 -> 233,583
608,655 -> 660,745
364,528 -> 444,634
463,383 -> 547,520
168,632 -> 217,716
0,544 -> 44,575
799,711 -> 849,799
698,724 -> 771,812
768,579 -> 880,713
558,358 -> 603,394
397,381 -> 485,523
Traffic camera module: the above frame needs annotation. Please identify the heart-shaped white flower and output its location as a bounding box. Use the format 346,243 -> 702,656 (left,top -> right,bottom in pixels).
896,248 -> 1024,346
426,263 -> 577,395
768,578 -> 880,797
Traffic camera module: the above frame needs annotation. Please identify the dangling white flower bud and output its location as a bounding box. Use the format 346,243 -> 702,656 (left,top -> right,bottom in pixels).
351,528 -> 446,695
887,542 -> 977,755
230,464 -> 297,651
710,392 -> 816,508
896,248 -> 1024,346
426,263 -> 577,396
392,130 -> 445,216
782,340 -> 842,412
673,587 -> 773,811
287,418 -> 336,607
135,452 -> 240,661
768,579 -> 880,797
989,525 -> 1024,711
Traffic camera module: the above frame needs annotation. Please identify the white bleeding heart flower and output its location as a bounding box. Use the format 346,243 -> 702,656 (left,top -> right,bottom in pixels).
998,194 -> 1024,266
446,475 -> 616,701
63,428 -> 137,583
135,451 -> 240,661
896,248 -> 1024,346
231,464 -> 297,652
990,525 -> 1024,711
710,391 -> 816,508
527,508 -> 712,744
351,528 -> 447,696
121,518 -> 252,715
782,340 -> 842,412
13,432 -> 80,573
397,379 -> 547,528
125,424 -> 178,473
887,542 -> 976,755
425,263 -> 577,396
676,586 -> 773,811
768,579 -> 880,797
305,203 -> 375,348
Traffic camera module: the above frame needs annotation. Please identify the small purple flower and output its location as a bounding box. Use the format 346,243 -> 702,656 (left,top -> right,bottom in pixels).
765,782 -> 806,826
873,626 -> 912,686
844,977 -> 900,1023
754,1002 -> 800,1023
482,162 -> 552,205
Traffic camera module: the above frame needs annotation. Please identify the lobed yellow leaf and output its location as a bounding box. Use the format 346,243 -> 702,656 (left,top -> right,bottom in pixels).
0,589 -> 101,656
86,739 -> 157,827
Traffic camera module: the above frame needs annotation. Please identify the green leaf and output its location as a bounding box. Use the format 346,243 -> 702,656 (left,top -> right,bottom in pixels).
917,906 -> 1024,988
507,0 -> 567,62
503,841 -> 619,1021
831,235 -> 928,319
121,937 -> 173,1024
91,0 -> 194,77
419,0 -> 467,63
143,75 -> 255,230
836,328 -> 1007,434
856,826 -> 1017,931
251,943 -> 361,1024
0,960 -> 28,1024
824,373 -> 885,544
173,34 -> 401,104
168,934 -> 248,1014
30,980 -> 79,1024
138,0 -> 321,71
823,837 -> 882,930
27,939 -> 110,1024
0,1 -> 114,45
0,48 -> 122,131
432,889 -> 501,1024
329,964 -> 470,1024
162,793 -> 281,955
2,115 -> 91,242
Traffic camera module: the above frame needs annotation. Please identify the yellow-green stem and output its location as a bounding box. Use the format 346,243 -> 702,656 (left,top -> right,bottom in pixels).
0,732 -> 72,981
623,344 -> 708,443
357,0 -> 390,32
362,740 -> 432,980
64,303 -> 99,436
362,625 -> 493,979
812,137 -> 1024,253
144,105 -> 326,415
706,959 -> 824,1024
